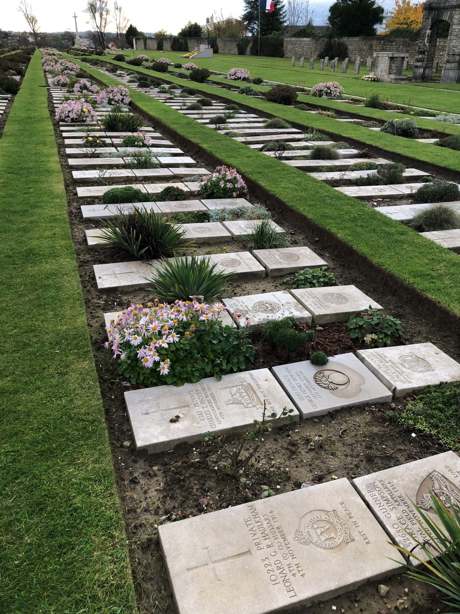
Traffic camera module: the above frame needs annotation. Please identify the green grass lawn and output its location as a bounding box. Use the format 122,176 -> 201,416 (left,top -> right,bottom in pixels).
72,57 -> 460,317
122,49 -> 460,114
92,55 -> 460,173
0,51 -> 137,613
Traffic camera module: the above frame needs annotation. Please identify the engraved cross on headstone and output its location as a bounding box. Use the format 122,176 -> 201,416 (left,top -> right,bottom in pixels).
186,546 -> 252,582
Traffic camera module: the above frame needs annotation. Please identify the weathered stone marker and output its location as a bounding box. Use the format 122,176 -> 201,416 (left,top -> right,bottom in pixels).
223,290 -> 311,327
252,246 -> 327,276
354,451 -> 460,561
273,353 -> 392,418
159,478 -> 404,614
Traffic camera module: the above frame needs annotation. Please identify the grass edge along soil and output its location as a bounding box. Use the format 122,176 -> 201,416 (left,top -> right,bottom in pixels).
68,56 -> 460,319
0,51 -> 137,613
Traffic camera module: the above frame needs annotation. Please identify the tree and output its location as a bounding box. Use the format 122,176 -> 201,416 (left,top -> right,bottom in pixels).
385,0 -> 423,33
125,24 -> 139,47
113,1 -> 129,45
18,1 -> 40,47
178,22 -> 203,38
242,0 -> 287,36
328,0 -> 384,36
286,0 -> 312,25
86,0 -> 110,50
207,12 -> 246,39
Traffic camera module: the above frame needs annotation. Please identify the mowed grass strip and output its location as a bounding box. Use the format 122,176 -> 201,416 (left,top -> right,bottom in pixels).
74,58 -> 460,316
90,55 -> 460,174
0,52 -> 137,613
121,49 -> 460,114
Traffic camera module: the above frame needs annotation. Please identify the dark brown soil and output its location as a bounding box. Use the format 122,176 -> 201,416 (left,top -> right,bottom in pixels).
49,81 -> 456,614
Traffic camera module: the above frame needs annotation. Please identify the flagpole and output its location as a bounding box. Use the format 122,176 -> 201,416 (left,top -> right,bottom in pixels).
258,0 -> 261,56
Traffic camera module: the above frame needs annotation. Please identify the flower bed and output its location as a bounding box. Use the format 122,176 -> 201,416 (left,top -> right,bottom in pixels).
96,86 -> 130,106
199,165 -> 247,198
73,78 -> 99,94
55,99 -> 97,123
227,67 -> 251,81
183,62 -> 198,71
311,81 -> 344,98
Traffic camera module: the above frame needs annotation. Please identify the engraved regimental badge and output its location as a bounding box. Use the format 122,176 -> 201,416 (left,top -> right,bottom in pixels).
416,471 -> 460,511
295,509 -> 354,550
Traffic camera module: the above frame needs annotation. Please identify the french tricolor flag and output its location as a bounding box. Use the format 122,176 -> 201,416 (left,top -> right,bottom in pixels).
260,0 -> 276,13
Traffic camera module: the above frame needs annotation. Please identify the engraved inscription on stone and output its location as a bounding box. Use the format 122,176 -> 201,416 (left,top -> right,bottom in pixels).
223,291 -> 311,328
295,509 -> 354,550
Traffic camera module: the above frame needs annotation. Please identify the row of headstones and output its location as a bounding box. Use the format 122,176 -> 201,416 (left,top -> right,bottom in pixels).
159,450 -> 460,614
291,55 -> 375,74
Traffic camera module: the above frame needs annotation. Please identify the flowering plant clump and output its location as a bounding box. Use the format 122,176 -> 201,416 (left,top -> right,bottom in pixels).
121,132 -> 154,147
311,81 -> 344,98
157,57 -> 173,65
73,78 -> 99,94
136,54 -> 149,63
227,67 -> 251,81
50,75 -> 69,87
96,86 -> 130,106
362,73 -> 379,81
56,99 -> 97,123
106,300 -> 255,386
183,62 -> 198,71
199,166 -> 248,199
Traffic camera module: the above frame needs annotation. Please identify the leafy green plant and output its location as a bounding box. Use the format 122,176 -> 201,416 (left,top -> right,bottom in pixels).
226,104 -> 240,111
249,220 -> 288,249
353,163 -> 405,186
438,135 -> 460,151
413,181 -> 460,204
190,68 -> 211,83
365,93 -> 386,109
121,134 -> 146,147
113,53 -> 125,62
0,76 -> 19,95
261,141 -> 294,152
350,161 -> 379,170
208,204 -> 271,222
150,256 -> 231,302
125,151 -> 159,168
186,102 -> 202,110
209,114 -> 227,124
240,86 -> 258,96
265,85 -> 298,105
264,117 -> 291,129
310,145 -> 339,160
381,119 -> 419,138
252,77 -> 264,85
157,186 -> 189,201
262,318 -> 314,354
152,61 -> 168,73
310,351 -> 329,366
103,112 -> 142,132
197,97 -> 213,106
304,129 -> 329,141
291,267 -> 337,288
99,209 -> 185,259
411,205 -> 460,232
347,308 -> 402,347
393,496 -> 460,613
102,186 -> 149,204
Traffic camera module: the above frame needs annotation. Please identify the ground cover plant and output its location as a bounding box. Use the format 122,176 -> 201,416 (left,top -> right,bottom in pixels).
290,267 -> 337,288
381,118 -> 419,138
0,51 -> 136,613
249,220 -> 288,249
199,165 -> 247,198
102,186 -> 149,203
265,84 -> 298,105
102,111 -> 141,131
310,144 -> 339,160
413,181 -> 460,203
411,205 -> 460,232
347,309 -> 403,347
106,300 -> 254,386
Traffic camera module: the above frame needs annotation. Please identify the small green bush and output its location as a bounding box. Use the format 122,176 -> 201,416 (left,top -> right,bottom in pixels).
347,309 -> 402,347
252,77 -> 264,85
381,119 -> 419,138
100,209 -> 185,259
150,256 -> 231,302
291,267 -> 336,288
249,220 -> 288,249
264,117 -> 291,129
265,85 -> 298,105
125,151 -> 159,169
262,318 -> 314,354
102,186 -> 149,204
365,94 -> 386,109
261,141 -> 294,152
157,186 -> 189,201
411,205 -> 460,232
103,112 -> 142,132
240,86 -> 258,96
310,351 -> 329,366
350,161 -> 379,170
186,102 -> 202,110
375,163 -> 405,185
152,61 -> 168,73
121,134 -> 146,147
438,135 -> 460,151
0,77 -> 19,95
197,97 -> 213,106
413,181 -> 460,203
182,87 -> 196,95
209,114 -> 227,124
113,54 -> 125,62
310,145 -> 339,160
190,68 -> 211,83
226,104 -> 239,111
127,57 -> 144,66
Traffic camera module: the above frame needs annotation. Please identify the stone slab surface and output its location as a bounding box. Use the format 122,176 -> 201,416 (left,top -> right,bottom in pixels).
155,199 -> 207,214
222,219 -> 285,238
76,184 -> 148,198
337,183 -> 429,199
253,247 -> 327,276
125,368 -> 298,452
201,198 -> 252,211
223,291 -> 311,327
378,202 -> 460,222
94,260 -> 159,290
159,478 -> 403,614
357,343 -> 460,396
309,169 -> 428,182
81,202 -> 160,219
273,353 -> 392,419
181,222 -> 231,242
287,158 -> 389,170
207,252 -> 266,278
354,451 -> 460,559
291,285 -> 382,323
68,157 -> 125,166
421,228 -> 460,249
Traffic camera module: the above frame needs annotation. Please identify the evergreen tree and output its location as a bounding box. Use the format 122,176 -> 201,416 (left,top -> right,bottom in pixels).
242,0 -> 287,36
125,24 -> 140,47
328,0 -> 384,36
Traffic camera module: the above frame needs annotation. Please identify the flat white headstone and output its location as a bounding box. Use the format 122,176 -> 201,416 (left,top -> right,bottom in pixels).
253,247 -> 327,276
291,285 -> 382,323
201,198 -> 252,211
159,478 -> 404,614
206,252 -> 266,278
76,184 -> 148,198
222,219 -> 285,238
81,202 -> 160,219
273,353 -> 392,419
181,222 -> 232,242
155,199 -> 207,214
223,291 -> 311,327
357,343 -> 460,396
93,260 -> 159,290
354,451 -> 460,560
421,228 -> 460,249
125,368 -> 298,452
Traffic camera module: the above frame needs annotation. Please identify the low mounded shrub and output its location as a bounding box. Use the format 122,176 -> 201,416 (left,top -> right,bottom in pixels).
0,77 -> 19,95
411,205 -> 460,232
249,220 -> 288,249
310,351 -> 329,366
261,141 -> 294,152
96,86 -> 130,106
190,68 -> 211,83
265,85 -> 297,105
413,181 -> 460,203
347,309 -> 403,348
309,145 -> 339,160
102,112 -> 142,132
438,135 -> 460,151
264,118 -> 291,129
365,93 -> 386,109
113,54 -> 125,62
262,318 -> 314,355
152,61 -> 168,73
252,77 -> 263,85
209,115 -> 227,124
291,267 -> 337,288
186,102 -> 203,110
157,186 -> 189,201
102,186 -> 150,204
127,57 -> 144,66
197,97 -> 213,106
55,99 -> 97,123
381,119 -> 419,138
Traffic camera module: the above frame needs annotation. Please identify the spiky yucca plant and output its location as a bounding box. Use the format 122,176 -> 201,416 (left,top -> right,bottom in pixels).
150,256 -> 231,302
395,496 -> 460,613
250,220 -> 288,249
100,208 -> 185,259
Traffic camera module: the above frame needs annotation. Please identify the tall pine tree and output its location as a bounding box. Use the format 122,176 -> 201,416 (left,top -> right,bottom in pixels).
242,0 -> 286,36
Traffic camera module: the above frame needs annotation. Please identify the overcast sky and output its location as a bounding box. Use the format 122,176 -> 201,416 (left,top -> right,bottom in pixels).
3,0 -> 348,33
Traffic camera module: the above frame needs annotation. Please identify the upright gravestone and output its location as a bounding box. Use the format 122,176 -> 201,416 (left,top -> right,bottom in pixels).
324,56 -> 330,69
299,56 -> 305,67
319,58 -> 325,71
341,58 -> 349,73
159,478 -> 404,614
366,56 -> 374,72
309,57 -> 315,70
291,56 -> 296,67
354,56 -> 361,74
332,57 -> 339,72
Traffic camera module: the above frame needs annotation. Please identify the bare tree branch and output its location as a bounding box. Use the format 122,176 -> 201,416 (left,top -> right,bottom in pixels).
286,0 -> 312,26
113,1 -> 129,45
18,0 -> 40,47
86,0 -> 110,50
